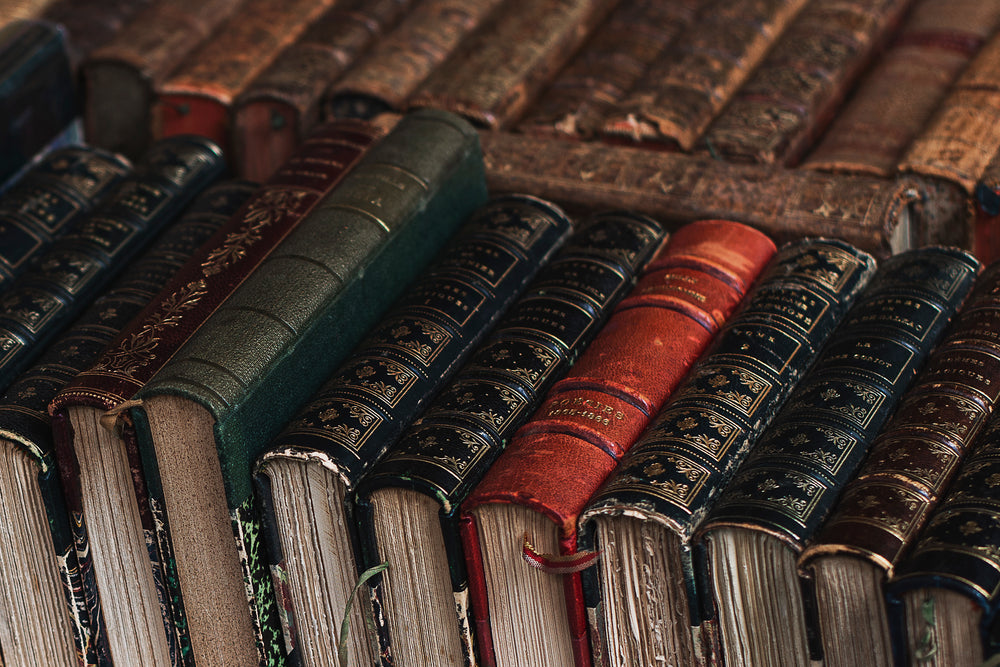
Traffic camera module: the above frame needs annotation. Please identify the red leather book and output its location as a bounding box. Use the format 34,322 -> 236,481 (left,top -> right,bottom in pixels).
458,219 -> 775,667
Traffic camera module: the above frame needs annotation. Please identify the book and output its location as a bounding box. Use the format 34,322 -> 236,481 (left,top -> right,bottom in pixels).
801,0 -> 1000,177
351,210 -> 669,667
516,0 -> 704,139
0,178 -> 253,667
254,193 -> 574,667
479,129 -> 928,257
578,237 -> 878,667
323,0 -> 506,121
799,259 -> 1000,667
976,146 -> 1000,264
0,134 -> 226,392
0,144 -> 131,291
698,0 -> 913,166
230,0 -> 415,181
128,108 -> 488,667
82,0 -> 244,159
407,0 -> 620,130
460,219 -> 776,667
694,246 -> 979,667
601,0 -> 810,150
40,0 -> 157,69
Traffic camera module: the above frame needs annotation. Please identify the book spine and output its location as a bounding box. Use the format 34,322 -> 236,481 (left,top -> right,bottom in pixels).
0,135 -> 226,392
0,145 -> 131,291
803,260 -> 1000,574
1,178 -> 253,667
408,0 -> 620,130
976,148 -> 1000,264
801,0 -> 1000,176
354,210 -> 668,666
231,0 -> 414,181
601,0 -> 810,150
479,129 -> 926,256
324,0 -> 506,120
516,0 -> 704,139
698,0 -> 913,166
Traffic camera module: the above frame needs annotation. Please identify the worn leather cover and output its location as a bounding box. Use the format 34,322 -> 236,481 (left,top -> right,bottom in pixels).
254,194 -> 573,665
41,0 -> 156,67
231,0 -> 413,181
0,135 -> 225,393
517,0 -> 704,139
602,0 -> 809,150
977,147 -> 1000,264
578,238 -> 877,663
355,210 -> 667,667
0,144 -> 130,291
461,220 -> 775,667
480,129 -> 929,256
130,109 -> 488,666
802,0 -> 1000,177
700,0 -> 914,166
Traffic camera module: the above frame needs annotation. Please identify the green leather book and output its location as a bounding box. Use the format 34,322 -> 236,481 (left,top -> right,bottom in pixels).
129,109 -> 488,667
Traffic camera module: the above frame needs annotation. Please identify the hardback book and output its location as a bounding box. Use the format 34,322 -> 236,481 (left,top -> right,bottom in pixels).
128,109 -> 488,667
698,0 -> 913,166
46,119 -> 382,667
0,134 -> 226,392
152,0 -> 336,159
799,259 -> 1000,667
230,0 -> 414,181
407,0 -> 619,130
0,179 -> 252,667
600,0 -> 809,150
323,0 -> 506,121
516,0 -> 704,139
0,144 -> 131,291
577,237 -> 878,667
0,0 -> 58,22
350,210 -> 668,667
40,0 -> 157,69
884,387 -> 1000,667
0,19 -> 79,189
479,129 -> 928,257
460,219 -> 776,667
801,0 -> 1000,177
254,194 -> 574,667
82,0 -> 243,159
976,145 -> 1000,264
694,246 -> 979,667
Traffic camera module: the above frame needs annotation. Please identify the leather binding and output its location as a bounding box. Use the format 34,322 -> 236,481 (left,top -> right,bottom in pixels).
407,0 -> 620,130
324,0 -> 506,121
698,0 -> 914,166
0,145 -> 131,291
480,129 -> 928,257
254,194 -> 574,667
82,0 -> 243,159
40,0 -> 157,68
976,147 -> 1000,264
0,0 -> 59,22
352,211 -> 668,667
578,237 -> 877,667
0,135 -> 226,393
231,0 -> 414,182
601,0 -> 810,150
460,220 -> 776,667
695,246 -> 979,667
516,0 -> 704,139
802,0 -> 1000,177
0,20 -> 78,188
152,0 -> 337,160
129,109 -> 488,666
800,260 -> 1000,666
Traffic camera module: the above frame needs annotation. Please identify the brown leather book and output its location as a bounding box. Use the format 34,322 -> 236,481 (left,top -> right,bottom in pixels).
698,0 -> 914,166
479,130 -> 930,257
152,0 -> 336,159
515,0 -> 705,139
40,0 -> 156,69
600,0 -> 810,150
408,0 -> 620,129
976,145 -> 1000,264
324,0 -> 506,120
230,0 -> 414,182
801,0 -> 1000,177
82,0 -> 244,159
